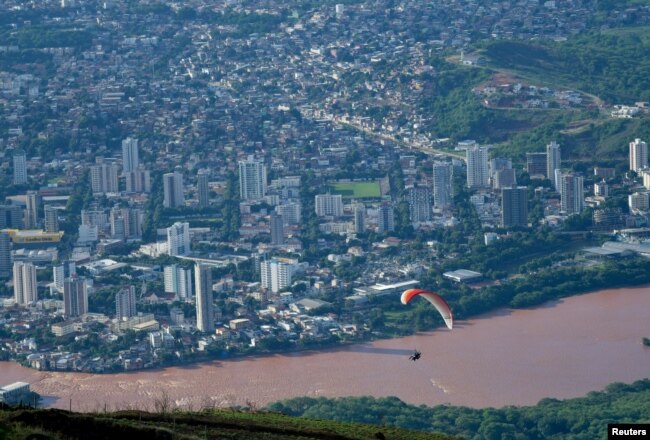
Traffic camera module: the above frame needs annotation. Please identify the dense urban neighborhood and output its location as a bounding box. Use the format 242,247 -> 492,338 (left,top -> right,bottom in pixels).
1,0 -> 650,376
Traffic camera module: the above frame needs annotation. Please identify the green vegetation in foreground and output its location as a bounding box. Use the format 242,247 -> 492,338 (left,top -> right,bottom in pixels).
0,406 -> 456,440
329,181 -> 382,198
269,379 -> 650,439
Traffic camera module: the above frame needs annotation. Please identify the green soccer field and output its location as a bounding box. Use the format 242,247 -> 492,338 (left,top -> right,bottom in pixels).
329,181 -> 381,198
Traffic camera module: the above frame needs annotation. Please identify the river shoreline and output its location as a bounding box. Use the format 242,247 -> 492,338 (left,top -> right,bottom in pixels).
2,285 -> 649,410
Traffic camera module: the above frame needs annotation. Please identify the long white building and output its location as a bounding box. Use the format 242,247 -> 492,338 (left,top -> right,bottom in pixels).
315,194 -> 343,217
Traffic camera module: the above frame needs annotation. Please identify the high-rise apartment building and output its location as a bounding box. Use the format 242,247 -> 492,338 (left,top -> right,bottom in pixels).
125,167 -> 151,193
13,261 -> 37,305
63,275 -> 88,318
238,156 -> 267,200
164,264 -> 194,301
197,170 -> 209,208
0,205 -> 24,229
53,260 -> 76,293
526,152 -> 547,177
493,168 -> 517,190
115,285 -> 137,319
629,138 -> 648,172
195,264 -> 214,332
547,141 -> 561,190
12,150 -> 27,185
315,194 -> 343,217
163,172 -> 184,208
260,257 -> 300,293
44,205 -> 59,233
501,186 -> 529,227
0,232 -> 11,278
121,137 -> 139,173
407,185 -> 432,223
432,162 -> 453,209
270,212 -> 284,245
560,173 -> 584,215
377,202 -> 395,233
466,145 -> 490,188
90,162 -> 119,194
24,191 -> 39,230
353,203 -> 366,233
167,222 -> 190,256
275,202 -> 301,225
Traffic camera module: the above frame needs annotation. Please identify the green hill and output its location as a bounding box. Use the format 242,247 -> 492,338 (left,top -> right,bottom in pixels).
0,406 -> 456,440
269,379 -> 650,439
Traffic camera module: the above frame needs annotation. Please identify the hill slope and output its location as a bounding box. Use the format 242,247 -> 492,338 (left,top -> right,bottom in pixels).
0,407 -> 457,440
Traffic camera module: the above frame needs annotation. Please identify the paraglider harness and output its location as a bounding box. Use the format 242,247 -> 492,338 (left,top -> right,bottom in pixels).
409,350 -> 421,361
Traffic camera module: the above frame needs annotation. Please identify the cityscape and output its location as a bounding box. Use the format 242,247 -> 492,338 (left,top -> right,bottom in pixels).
0,0 -> 650,438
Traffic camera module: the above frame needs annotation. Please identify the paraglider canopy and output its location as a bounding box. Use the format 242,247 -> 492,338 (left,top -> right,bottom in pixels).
401,289 -> 453,330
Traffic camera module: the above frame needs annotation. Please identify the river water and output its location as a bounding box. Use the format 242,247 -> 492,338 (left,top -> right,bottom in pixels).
1,286 -> 649,410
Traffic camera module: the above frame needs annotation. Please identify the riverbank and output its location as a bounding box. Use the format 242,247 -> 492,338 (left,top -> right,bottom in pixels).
2,285 -> 649,411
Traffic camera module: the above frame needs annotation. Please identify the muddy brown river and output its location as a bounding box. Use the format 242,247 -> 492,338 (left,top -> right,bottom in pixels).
1,286 -> 649,410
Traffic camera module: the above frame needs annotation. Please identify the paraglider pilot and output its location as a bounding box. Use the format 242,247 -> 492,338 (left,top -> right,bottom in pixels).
409,350 -> 421,361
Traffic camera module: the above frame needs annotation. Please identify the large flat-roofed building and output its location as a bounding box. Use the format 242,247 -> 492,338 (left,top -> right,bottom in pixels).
443,269 -> 482,283
0,382 -> 31,405
353,279 -> 419,296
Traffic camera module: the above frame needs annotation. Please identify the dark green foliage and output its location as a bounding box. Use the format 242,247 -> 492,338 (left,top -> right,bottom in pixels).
0,407 -> 455,440
269,379 -> 650,439
484,30 -> 650,103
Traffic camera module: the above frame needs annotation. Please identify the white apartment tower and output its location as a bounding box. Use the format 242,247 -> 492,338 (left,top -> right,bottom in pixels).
166,222 -> 190,256
53,261 -> 76,293
547,141 -> 561,190
121,137 -> 139,173
466,145 -> 490,188
13,261 -> 37,305
90,162 -> 119,194
163,172 -> 185,208
195,264 -> 214,332
238,156 -> 267,200
260,257 -> 299,293
13,150 -> 27,185
432,162 -> 453,209
407,185 -> 432,223
560,173 -> 584,215
629,138 -> 648,172
353,203 -> 366,233
164,264 -> 194,301
315,194 -> 344,217
115,285 -> 137,319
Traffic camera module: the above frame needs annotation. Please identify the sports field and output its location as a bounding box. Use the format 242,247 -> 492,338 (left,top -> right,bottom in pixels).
329,181 -> 382,198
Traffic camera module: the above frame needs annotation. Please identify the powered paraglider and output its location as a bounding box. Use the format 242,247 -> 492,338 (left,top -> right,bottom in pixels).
401,289 -> 453,330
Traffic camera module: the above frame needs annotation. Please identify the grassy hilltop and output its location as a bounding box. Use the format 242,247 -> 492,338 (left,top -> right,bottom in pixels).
0,406 -> 456,440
